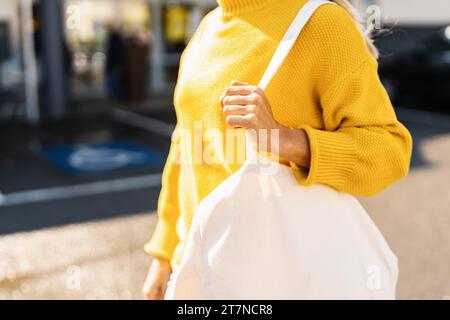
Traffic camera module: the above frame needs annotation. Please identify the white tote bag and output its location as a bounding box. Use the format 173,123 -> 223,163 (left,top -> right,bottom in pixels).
168,0 -> 398,300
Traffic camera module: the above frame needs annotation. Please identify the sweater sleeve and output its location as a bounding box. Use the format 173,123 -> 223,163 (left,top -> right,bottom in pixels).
144,136 -> 181,260
290,6 -> 413,196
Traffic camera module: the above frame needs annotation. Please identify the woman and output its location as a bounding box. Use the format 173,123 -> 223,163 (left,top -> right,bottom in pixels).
143,0 -> 413,300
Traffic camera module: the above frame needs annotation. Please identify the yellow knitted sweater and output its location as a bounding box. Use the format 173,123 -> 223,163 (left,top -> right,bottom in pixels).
145,0 -> 413,269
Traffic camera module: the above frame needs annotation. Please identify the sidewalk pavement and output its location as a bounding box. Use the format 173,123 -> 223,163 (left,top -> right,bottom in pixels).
0,213 -> 155,300
362,126 -> 450,300
0,120 -> 449,300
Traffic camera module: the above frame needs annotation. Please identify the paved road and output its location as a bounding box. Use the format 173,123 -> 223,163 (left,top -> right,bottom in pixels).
360,117 -> 450,299
0,110 -> 449,300
0,114 -> 171,234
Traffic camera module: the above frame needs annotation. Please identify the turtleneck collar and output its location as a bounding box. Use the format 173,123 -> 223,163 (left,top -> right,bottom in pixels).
216,0 -> 281,17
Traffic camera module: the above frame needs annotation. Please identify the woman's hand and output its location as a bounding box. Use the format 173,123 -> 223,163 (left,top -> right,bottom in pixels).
142,257 -> 172,300
220,80 -> 282,131
220,80 -> 311,168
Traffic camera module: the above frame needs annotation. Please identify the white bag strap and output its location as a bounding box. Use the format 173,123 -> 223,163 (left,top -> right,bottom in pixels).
246,0 -> 334,159
258,0 -> 335,90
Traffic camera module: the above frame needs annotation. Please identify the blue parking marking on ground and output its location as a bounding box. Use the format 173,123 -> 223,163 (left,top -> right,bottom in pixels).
40,140 -> 165,174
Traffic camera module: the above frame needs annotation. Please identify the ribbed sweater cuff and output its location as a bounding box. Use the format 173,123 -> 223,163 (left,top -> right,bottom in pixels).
290,125 -> 357,189
144,217 -> 179,261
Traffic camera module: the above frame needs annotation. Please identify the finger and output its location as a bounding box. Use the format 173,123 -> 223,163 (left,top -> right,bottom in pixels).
223,105 -> 253,116
219,91 -> 226,108
226,114 -> 255,128
223,85 -> 258,96
222,94 -> 260,106
156,284 -> 165,300
161,279 -> 169,300
146,284 -> 163,300
143,287 -> 157,300
142,279 -> 154,299
231,80 -> 250,86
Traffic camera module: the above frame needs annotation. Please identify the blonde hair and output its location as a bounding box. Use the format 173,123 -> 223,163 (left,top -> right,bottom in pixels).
330,0 -> 379,59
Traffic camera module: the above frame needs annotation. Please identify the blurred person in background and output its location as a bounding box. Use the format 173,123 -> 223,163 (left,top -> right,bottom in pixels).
122,28 -> 150,102
142,0 -> 413,300
106,22 -> 125,101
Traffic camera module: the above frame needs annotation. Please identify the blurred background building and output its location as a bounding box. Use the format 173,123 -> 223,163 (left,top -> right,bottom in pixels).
0,0 -> 217,122
0,0 -> 449,300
